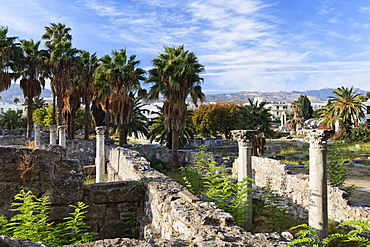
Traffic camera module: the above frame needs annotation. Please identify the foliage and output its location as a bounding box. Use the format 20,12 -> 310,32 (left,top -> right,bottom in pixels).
93,49 -> 146,145
0,109 -> 26,130
192,101 -> 241,139
327,142 -> 350,187
288,220 -> 370,246
0,189 -> 97,246
318,87 -> 365,137
33,105 -> 53,127
237,99 -> 273,136
146,155 -> 166,172
258,185 -> 293,233
182,145 -> 252,229
149,105 -> 195,148
292,95 -> 313,120
348,123 -> 370,142
122,211 -> 137,238
147,45 -> 205,169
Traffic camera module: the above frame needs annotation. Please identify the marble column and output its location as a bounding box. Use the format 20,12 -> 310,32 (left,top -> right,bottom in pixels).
34,124 -> 43,147
96,126 -> 106,183
231,129 -> 258,231
49,125 -> 57,145
307,129 -> 334,240
57,125 -> 67,147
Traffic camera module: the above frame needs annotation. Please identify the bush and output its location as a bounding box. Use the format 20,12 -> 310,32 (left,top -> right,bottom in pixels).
0,190 -> 98,246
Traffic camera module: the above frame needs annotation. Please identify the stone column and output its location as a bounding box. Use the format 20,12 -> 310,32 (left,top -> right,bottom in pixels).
49,125 -> 57,145
57,125 -> 67,147
96,126 -> 106,183
307,129 -> 334,240
231,130 -> 258,231
34,124 -> 43,147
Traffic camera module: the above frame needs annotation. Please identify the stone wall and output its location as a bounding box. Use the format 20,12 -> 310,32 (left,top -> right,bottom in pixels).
251,156 -> 370,222
105,146 -> 289,246
0,145 -> 143,240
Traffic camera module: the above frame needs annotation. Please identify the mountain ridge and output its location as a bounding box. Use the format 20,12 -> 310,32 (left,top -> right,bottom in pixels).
0,84 -> 368,104
204,88 -> 369,103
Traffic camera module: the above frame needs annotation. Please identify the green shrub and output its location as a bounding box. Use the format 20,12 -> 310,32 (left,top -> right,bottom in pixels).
0,189 -> 98,246
288,220 -> 370,246
182,145 -> 252,229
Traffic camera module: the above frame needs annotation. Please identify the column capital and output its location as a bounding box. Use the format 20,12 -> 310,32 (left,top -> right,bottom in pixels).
307,129 -> 334,149
49,125 -> 57,131
57,125 -> 67,131
96,126 -> 107,135
231,130 -> 259,147
34,124 -> 43,131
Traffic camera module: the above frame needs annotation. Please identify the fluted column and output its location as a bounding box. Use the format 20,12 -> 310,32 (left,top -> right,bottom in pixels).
307,129 -> 334,240
231,130 -> 258,231
96,126 -> 106,183
34,124 -> 43,147
57,125 -> 67,147
49,125 -> 57,145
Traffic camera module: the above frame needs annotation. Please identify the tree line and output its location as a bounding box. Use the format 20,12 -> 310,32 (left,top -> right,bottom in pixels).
0,23 -> 206,169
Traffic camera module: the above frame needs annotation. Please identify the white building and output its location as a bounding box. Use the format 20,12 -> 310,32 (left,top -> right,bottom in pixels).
0,102 -> 26,116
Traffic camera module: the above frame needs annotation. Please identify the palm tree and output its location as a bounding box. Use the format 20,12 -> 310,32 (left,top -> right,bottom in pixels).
238,99 -> 273,136
320,86 -> 365,131
147,45 -> 205,169
93,49 -> 146,145
0,110 -> 24,130
0,27 -> 22,92
78,51 -> 98,140
148,105 -> 195,148
112,99 -> 150,142
42,23 -> 77,125
19,39 -> 47,137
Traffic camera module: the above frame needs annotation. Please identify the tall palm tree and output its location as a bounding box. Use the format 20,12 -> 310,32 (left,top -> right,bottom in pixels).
19,39 -> 47,137
93,49 -> 146,145
147,45 -> 205,169
319,86 -> 365,132
78,51 -> 98,140
0,27 -> 22,92
42,23 -> 76,125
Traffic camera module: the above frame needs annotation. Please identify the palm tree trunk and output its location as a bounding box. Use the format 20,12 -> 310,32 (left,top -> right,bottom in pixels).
52,95 -> 57,125
57,94 -> 64,125
171,128 -> 180,170
26,98 -> 33,138
118,125 -> 128,146
104,110 -> 109,139
84,103 -> 91,140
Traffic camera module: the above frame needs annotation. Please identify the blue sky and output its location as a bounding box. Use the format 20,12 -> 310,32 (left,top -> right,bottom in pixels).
2,0 -> 370,94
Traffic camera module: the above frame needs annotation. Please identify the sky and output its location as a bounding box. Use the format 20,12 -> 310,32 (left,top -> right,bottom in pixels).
2,0 -> 370,94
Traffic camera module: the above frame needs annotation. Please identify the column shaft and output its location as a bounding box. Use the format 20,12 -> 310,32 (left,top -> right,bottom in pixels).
308,129 -> 334,240
96,126 -> 106,183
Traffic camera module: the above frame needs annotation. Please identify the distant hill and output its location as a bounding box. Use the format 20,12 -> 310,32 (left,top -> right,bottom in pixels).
0,84 -> 52,103
1,84 -> 368,105
204,88 -> 369,103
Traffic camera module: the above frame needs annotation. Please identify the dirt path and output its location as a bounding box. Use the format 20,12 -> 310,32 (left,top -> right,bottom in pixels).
344,165 -> 370,205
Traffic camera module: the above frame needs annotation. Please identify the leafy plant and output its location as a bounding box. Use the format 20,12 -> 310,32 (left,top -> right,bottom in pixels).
0,189 -> 98,246
288,220 -> 370,246
182,145 -> 252,229
260,185 -> 293,233
327,142 -> 350,187
122,211 -> 137,238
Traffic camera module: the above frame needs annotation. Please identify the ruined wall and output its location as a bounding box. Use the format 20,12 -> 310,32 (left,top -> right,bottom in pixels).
251,156 -> 370,222
105,146 -> 289,246
0,146 -> 143,240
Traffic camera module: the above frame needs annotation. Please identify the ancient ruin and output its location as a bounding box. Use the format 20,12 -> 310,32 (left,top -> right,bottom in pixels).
0,128 -> 369,246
